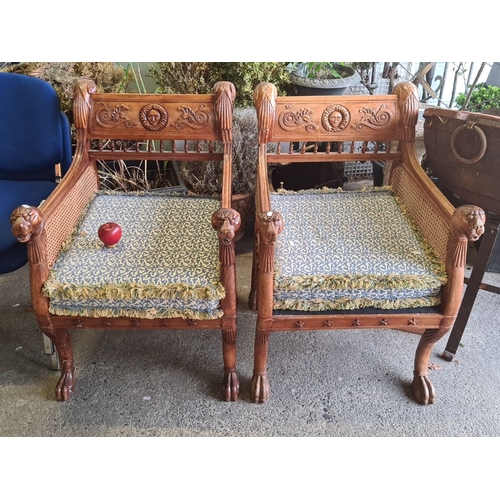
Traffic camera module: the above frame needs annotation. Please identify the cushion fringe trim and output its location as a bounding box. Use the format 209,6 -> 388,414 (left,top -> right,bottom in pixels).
48,305 -> 224,320
275,273 -> 445,293
43,281 -> 226,302
274,295 -> 442,312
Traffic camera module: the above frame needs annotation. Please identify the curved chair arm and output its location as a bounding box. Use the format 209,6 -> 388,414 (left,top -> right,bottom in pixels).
441,204 -> 486,319
10,206 -> 50,318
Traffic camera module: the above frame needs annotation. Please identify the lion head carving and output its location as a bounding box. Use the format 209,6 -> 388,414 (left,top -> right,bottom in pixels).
256,210 -> 284,245
10,205 -> 43,243
211,208 -> 241,244
451,205 -> 486,242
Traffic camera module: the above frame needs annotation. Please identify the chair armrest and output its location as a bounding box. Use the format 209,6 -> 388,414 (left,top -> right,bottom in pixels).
390,155 -> 454,262
38,159 -> 99,269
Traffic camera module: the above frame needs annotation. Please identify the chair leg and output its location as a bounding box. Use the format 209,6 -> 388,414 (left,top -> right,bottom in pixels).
250,329 -> 270,403
42,333 -> 60,371
412,327 -> 449,405
222,329 -> 239,402
42,328 -> 75,401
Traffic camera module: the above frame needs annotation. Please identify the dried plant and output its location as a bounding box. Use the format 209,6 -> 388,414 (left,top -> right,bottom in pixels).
98,159 -> 175,192
178,108 -> 276,195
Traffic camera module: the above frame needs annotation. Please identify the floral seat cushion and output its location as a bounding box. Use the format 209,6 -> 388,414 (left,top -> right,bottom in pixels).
271,188 -> 447,311
44,192 -> 224,320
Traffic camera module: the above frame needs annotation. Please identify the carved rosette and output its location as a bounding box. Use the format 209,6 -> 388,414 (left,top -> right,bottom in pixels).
321,104 -> 350,132
73,79 -> 97,129
254,82 -> 277,143
256,211 -> 284,273
447,204 -> 486,267
352,105 -> 393,131
96,103 -> 138,129
139,103 -> 168,131
213,81 -> 236,143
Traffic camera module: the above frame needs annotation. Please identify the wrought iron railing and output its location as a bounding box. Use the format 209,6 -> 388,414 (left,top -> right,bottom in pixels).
349,62 -> 494,109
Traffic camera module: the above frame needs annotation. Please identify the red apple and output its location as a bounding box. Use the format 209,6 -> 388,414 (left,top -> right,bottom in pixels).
98,222 -> 122,247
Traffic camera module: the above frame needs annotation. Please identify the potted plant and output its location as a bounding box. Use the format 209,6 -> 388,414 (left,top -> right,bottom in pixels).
271,63 -> 362,191
455,82 -> 500,114
286,62 -> 361,96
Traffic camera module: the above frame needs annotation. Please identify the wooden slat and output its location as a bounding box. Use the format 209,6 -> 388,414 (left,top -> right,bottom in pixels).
89,151 -> 224,162
268,313 -> 443,331
267,151 -> 401,164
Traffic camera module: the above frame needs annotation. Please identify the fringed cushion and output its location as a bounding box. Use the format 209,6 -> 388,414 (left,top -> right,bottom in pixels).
43,192 -> 224,320
271,188 -> 447,312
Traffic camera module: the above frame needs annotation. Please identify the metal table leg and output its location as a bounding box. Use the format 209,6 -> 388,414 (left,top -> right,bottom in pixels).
442,215 -> 500,361
42,333 -> 60,371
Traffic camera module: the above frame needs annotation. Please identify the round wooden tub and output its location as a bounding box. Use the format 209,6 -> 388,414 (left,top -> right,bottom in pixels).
423,107 -> 500,216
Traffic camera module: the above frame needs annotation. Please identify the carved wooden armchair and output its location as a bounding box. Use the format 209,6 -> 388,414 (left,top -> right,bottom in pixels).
11,80 -> 241,402
249,81 -> 485,405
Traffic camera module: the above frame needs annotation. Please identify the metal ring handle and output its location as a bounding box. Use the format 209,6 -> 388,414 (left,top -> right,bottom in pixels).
450,123 -> 487,164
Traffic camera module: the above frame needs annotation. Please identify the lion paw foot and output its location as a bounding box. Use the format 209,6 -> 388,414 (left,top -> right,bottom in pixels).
412,373 -> 435,405
55,368 -> 75,402
250,372 -> 269,404
222,370 -> 239,402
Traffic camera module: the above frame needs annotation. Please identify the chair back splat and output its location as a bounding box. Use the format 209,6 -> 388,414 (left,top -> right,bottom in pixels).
249,81 -> 485,405
11,80 -> 242,402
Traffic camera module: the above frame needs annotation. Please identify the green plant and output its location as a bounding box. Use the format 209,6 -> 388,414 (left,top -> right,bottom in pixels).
287,62 -> 346,79
455,83 -> 500,112
147,62 -> 293,108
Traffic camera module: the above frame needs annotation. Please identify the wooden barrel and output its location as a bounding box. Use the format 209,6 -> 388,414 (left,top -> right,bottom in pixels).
423,107 -> 500,215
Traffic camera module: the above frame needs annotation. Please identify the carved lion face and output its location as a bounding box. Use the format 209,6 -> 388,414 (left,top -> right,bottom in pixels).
212,209 -> 241,244
10,205 -> 42,243
257,211 -> 284,244
452,205 -> 486,241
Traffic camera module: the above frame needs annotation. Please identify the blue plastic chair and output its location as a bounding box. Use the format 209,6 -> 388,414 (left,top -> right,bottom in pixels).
0,72 -> 72,274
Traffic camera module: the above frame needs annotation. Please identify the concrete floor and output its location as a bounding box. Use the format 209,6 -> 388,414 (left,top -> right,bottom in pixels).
1,227 -> 500,438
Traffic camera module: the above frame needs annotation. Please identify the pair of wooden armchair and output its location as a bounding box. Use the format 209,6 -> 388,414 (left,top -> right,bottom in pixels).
11,79 -> 484,406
